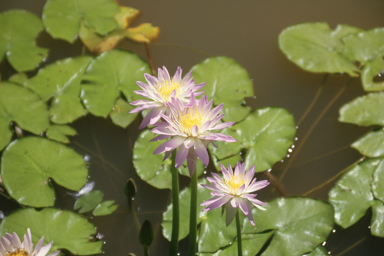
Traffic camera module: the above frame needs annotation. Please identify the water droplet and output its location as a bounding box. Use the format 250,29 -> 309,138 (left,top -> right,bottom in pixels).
267,169 -> 272,172
84,154 -> 90,162
288,148 -> 293,153
286,154 -> 290,158
332,229 -> 336,233
0,211 -> 4,219
239,152 -> 242,155
177,253 -> 180,256
203,171 -> 207,174
295,126 -> 298,129
322,241 -> 326,246
291,144 -> 295,149
253,96 -> 256,99
368,225 -> 371,229
294,137 -> 298,141
280,159 -> 284,162
328,251 -> 331,255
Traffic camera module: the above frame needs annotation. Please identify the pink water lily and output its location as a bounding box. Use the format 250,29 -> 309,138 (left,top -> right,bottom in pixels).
130,66 -> 205,129
200,162 -> 269,226
151,94 -> 236,176
0,228 -> 60,256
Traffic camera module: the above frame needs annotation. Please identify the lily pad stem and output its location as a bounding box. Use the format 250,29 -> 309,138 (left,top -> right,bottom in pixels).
187,169 -> 198,256
169,150 -> 180,256
236,209 -> 243,256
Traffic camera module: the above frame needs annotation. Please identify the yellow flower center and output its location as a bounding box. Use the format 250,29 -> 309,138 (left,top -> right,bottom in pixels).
179,108 -> 204,136
5,249 -> 29,256
226,176 -> 245,195
158,79 -> 181,102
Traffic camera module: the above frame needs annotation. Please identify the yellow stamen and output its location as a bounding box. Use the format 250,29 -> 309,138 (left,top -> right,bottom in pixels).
179,108 -> 204,136
157,79 -> 181,102
226,176 -> 245,195
5,249 -> 29,256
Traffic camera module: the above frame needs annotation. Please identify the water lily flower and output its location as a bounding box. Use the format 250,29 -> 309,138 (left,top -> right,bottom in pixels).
151,94 -> 236,176
0,228 -> 60,256
130,66 -> 205,129
200,162 -> 269,226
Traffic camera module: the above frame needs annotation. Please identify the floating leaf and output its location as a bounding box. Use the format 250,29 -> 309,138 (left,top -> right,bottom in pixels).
372,158 -> 384,202
0,208 -> 103,255
81,49 -> 150,118
211,107 -> 296,172
133,130 -> 203,189
125,23 -> 160,43
352,128 -> 384,157
192,57 -> 254,122
1,137 -> 88,207
371,200 -> 384,237
74,190 -> 103,213
0,82 -> 49,151
8,73 -> 28,85
328,158 -> 380,228
339,92 -> 384,126
24,56 -> 92,124
110,98 -> 138,128
43,0 -> 119,43
199,232 -> 273,256
242,197 -> 334,256
361,57 -> 384,91
46,124 -> 77,144
0,10 -> 48,72
162,178 -> 211,241
93,200 -> 118,216
278,23 -> 359,76
304,246 -> 328,256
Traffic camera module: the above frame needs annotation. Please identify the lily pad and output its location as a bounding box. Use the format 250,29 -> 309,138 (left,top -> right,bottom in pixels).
211,107 -> 296,172
74,190 -> 103,213
93,200 -> 118,216
110,98 -> 138,128
0,208 -> 103,255
278,23 -> 359,76
42,0 -> 119,43
242,197 -> 334,256
133,130 -> 204,189
0,82 -> 49,151
46,124 -> 77,144
352,128 -> 384,158
361,57 -> 384,91
372,158 -> 384,202
0,10 -> 48,72
162,178 -> 211,241
192,57 -> 254,123
371,200 -> 384,237
339,92 -> 384,126
24,56 -> 92,124
8,73 -> 28,85
81,49 -> 151,118
328,158 -> 381,228
1,136 -> 88,207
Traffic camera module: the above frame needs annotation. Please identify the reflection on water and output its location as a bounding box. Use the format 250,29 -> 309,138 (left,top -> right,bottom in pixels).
2,0 -> 384,255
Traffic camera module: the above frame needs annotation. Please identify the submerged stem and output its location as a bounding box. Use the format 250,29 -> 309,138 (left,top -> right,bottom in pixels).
145,43 -> 156,76
187,170 -> 198,256
169,150 -> 180,256
236,209 -> 243,256
143,246 -> 149,256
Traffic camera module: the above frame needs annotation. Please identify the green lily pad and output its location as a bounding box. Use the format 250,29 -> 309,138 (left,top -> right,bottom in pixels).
24,56 -> 92,124
0,10 -> 48,72
361,57 -> 384,91
372,158 -> 384,202
339,92 -> 384,126
328,158 -> 381,228
211,107 -> 296,172
304,246 -> 328,256
1,136 -> 88,207
0,208 -> 103,255
42,0 -> 119,43
192,57 -> 254,123
8,73 -> 28,85
242,197 -> 334,256
74,190 -> 103,213
110,97 -> 138,128
352,128 -> 384,157
81,49 -> 150,118
278,23 -> 359,76
162,178 -> 211,241
46,124 -> 77,144
93,200 -> 118,216
211,153 -> 242,173
371,200 -> 384,237
0,82 -> 49,151
133,130 -> 204,189
199,232 -> 274,256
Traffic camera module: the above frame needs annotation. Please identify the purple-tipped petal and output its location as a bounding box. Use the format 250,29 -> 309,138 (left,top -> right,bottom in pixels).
194,138 -> 209,166
37,242 -> 52,256
225,203 -> 238,226
175,144 -> 189,168
187,148 -> 197,176
150,134 -> 172,142
239,198 -> 249,215
212,122 -> 235,130
203,196 -> 231,211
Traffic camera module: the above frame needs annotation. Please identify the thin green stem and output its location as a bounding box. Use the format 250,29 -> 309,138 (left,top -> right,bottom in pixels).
143,246 -> 149,256
187,170 -> 198,256
169,150 -> 180,256
236,209 -> 243,256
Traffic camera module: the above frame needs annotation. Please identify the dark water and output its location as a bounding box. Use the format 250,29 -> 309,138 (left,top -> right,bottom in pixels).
1,0 -> 384,255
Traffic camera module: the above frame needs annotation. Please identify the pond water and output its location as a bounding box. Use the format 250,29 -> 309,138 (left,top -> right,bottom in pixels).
1,0 -> 384,255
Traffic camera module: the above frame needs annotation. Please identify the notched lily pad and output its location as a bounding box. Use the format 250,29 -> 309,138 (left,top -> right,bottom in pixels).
46,124 -> 77,144
0,208 -> 103,255
242,197 -> 334,256
92,200 -> 118,216
74,190 -> 103,213
278,23 -> 360,76
0,10 -> 48,72
43,0 -> 120,42
339,92 -> 384,126
81,49 -> 150,118
192,57 -> 254,123
211,107 -> 296,172
1,136 -> 88,207
0,82 -> 49,151
110,97 -> 138,128
24,56 -> 92,124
